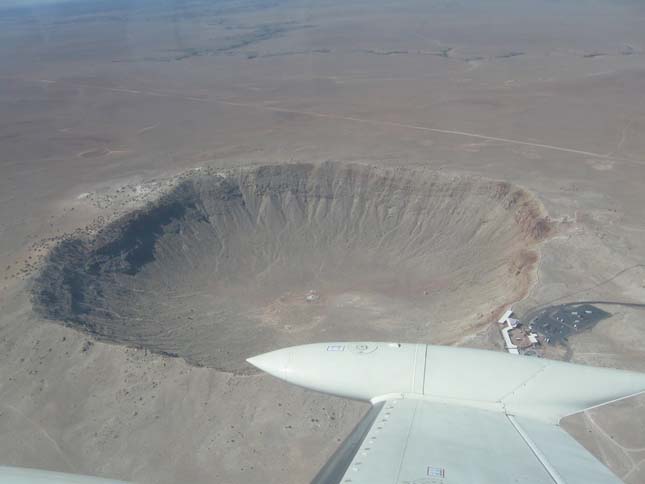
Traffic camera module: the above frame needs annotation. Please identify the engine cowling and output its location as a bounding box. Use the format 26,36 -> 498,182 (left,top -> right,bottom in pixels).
248,341 -> 645,423
247,342 -> 425,401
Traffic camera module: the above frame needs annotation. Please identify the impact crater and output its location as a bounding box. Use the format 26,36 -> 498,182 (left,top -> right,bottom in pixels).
33,163 -> 552,372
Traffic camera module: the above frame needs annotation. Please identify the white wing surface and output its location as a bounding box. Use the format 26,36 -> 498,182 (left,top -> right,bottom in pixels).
248,342 -> 645,484
0,466 -> 129,484
312,398 -> 622,484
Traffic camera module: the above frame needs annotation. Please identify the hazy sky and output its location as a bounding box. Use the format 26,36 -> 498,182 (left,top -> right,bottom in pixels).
0,0 -> 77,7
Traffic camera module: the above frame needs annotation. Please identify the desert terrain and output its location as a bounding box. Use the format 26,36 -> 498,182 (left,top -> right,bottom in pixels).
1,0 -> 645,482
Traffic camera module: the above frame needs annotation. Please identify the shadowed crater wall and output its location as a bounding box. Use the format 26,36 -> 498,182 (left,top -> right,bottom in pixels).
33,163 -> 552,372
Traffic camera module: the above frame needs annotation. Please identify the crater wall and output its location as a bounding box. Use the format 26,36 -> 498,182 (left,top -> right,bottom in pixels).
33,163 -> 552,372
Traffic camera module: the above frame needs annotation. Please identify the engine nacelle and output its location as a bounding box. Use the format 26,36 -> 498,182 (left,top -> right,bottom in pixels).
247,342 -> 426,401
248,342 -> 645,423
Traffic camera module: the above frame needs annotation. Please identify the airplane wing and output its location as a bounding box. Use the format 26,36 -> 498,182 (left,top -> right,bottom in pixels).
312,398 -> 621,484
248,342 -> 645,484
0,466 -> 129,484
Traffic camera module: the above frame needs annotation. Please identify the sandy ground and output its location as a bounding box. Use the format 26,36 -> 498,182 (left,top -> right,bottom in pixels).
2,0 -> 645,482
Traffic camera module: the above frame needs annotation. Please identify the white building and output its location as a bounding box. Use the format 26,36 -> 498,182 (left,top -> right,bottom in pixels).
498,309 -> 514,324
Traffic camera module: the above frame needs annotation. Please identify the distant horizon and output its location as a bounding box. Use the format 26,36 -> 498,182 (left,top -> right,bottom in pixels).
0,0 -> 91,11
0,0 -> 77,6
0,0 -> 640,9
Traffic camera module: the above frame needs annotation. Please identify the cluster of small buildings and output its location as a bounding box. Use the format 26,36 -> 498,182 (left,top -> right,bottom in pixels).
497,309 -> 542,355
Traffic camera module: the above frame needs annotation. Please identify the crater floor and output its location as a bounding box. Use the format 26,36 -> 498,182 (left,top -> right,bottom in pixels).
33,163 -> 552,372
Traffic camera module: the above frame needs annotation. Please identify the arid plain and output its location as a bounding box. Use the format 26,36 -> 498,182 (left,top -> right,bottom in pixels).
2,0 -> 645,482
